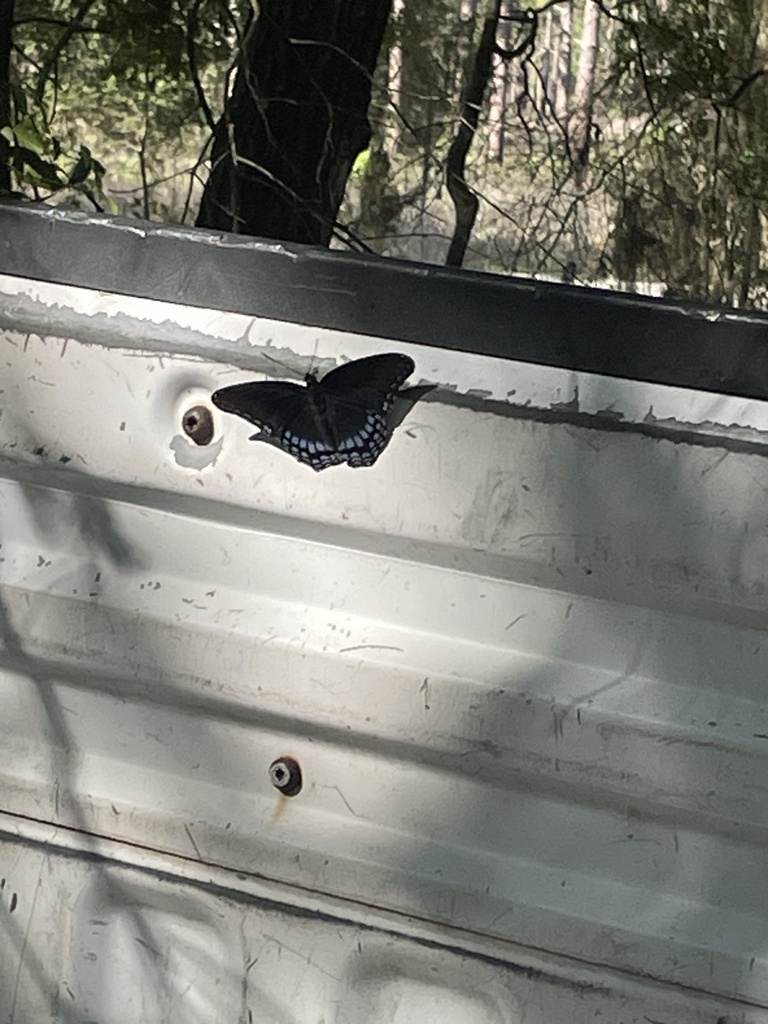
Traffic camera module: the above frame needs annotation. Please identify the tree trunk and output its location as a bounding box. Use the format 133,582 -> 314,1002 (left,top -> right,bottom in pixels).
197,0 -> 391,246
0,0 -> 14,193
446,2 -> 500,267
540,8 -> 554,106
569,0 -> 600,183
489,13 -> 512,161
553,0 -> 574,122
386,0 -> 404,157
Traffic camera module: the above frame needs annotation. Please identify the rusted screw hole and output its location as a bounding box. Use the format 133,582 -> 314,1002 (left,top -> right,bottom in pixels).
182,405 -> 214,446
269,756 -> 302,797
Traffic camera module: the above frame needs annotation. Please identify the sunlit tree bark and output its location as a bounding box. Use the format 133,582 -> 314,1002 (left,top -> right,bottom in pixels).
569,0 -> 600,182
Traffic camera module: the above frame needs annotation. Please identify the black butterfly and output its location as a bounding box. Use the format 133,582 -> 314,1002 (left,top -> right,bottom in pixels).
212,353 -> 430,471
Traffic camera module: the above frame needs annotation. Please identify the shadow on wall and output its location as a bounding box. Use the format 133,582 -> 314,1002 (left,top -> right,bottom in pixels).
2,360 -> 767,1019
397,405 -> 768,1008
0,448 -> 257,1021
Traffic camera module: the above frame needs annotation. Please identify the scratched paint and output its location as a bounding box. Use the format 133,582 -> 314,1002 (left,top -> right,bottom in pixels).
3,264 -> 768,1020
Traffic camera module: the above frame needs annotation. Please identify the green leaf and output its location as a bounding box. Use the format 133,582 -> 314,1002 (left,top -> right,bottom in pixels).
17,148 -> 64,190
9,82 -> 27,119
12,120 -> 47,156
351,147 -> 371,182
69,145 -> 92,185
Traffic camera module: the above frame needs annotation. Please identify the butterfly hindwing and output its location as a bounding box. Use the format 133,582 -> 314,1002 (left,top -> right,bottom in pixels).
212,353 -> 417,470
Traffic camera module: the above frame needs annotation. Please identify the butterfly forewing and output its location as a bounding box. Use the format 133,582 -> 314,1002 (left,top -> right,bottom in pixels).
320,354 -> 414,413
211,381 -> 305,435
212,353 -> 416,470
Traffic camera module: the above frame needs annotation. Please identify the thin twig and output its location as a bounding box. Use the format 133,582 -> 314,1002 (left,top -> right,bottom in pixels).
34,0 -> 97,106
13,16 -> 98,30
186,0 -> 217,134
181,137 -> 212,223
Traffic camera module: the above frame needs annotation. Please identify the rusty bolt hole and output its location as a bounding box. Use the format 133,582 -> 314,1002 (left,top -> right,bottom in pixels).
269,756 -> 302,797
182,404 -> 214,446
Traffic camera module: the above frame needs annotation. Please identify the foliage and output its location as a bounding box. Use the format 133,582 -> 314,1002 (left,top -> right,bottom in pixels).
604,1 -> 768,303
1,84 -> 109,207
344,0 -> 768,305
4,0 -> 247,215
3,0 -> 768,307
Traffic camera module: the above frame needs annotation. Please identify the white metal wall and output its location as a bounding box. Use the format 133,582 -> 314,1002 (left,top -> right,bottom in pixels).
1,271 -> 768,1022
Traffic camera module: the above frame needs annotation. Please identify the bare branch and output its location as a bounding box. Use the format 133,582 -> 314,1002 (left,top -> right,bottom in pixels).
13,17 -> 98,31
446,5 -> 498,267
187,0 -> 217,134
446,2 -> 537,266
34,0 -> 98,107
181,137 -> 212,224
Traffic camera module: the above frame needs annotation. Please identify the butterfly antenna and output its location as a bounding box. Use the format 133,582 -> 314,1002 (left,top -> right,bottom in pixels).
258,349 -> 304,381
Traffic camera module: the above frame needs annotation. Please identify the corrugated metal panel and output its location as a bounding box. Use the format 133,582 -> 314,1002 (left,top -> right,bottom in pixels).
2,825 -> 751,1024
2,207 -> 768,1022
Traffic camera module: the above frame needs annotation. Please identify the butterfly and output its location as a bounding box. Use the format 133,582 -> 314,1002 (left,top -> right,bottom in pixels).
211,353 -> 431,471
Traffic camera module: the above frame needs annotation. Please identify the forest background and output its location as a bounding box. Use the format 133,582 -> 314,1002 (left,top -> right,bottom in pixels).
2,0 -> 767,309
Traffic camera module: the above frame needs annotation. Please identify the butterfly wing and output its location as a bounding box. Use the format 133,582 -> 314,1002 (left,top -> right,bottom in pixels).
211,380 -> 306,437
307,353 -> 415,469
211,378 -> 353,469
319,353 -> 414,412
212,353 -> 417,471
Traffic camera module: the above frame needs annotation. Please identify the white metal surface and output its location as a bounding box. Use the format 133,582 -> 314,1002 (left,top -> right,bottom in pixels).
3,821 -> 755,1024
2,271 -> 768,1021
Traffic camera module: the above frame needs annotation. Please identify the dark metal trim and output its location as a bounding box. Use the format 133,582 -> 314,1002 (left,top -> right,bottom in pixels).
2,204 -> 768,398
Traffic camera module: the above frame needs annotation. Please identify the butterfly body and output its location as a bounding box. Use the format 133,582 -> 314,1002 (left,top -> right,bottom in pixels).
212,353 -> 422,471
